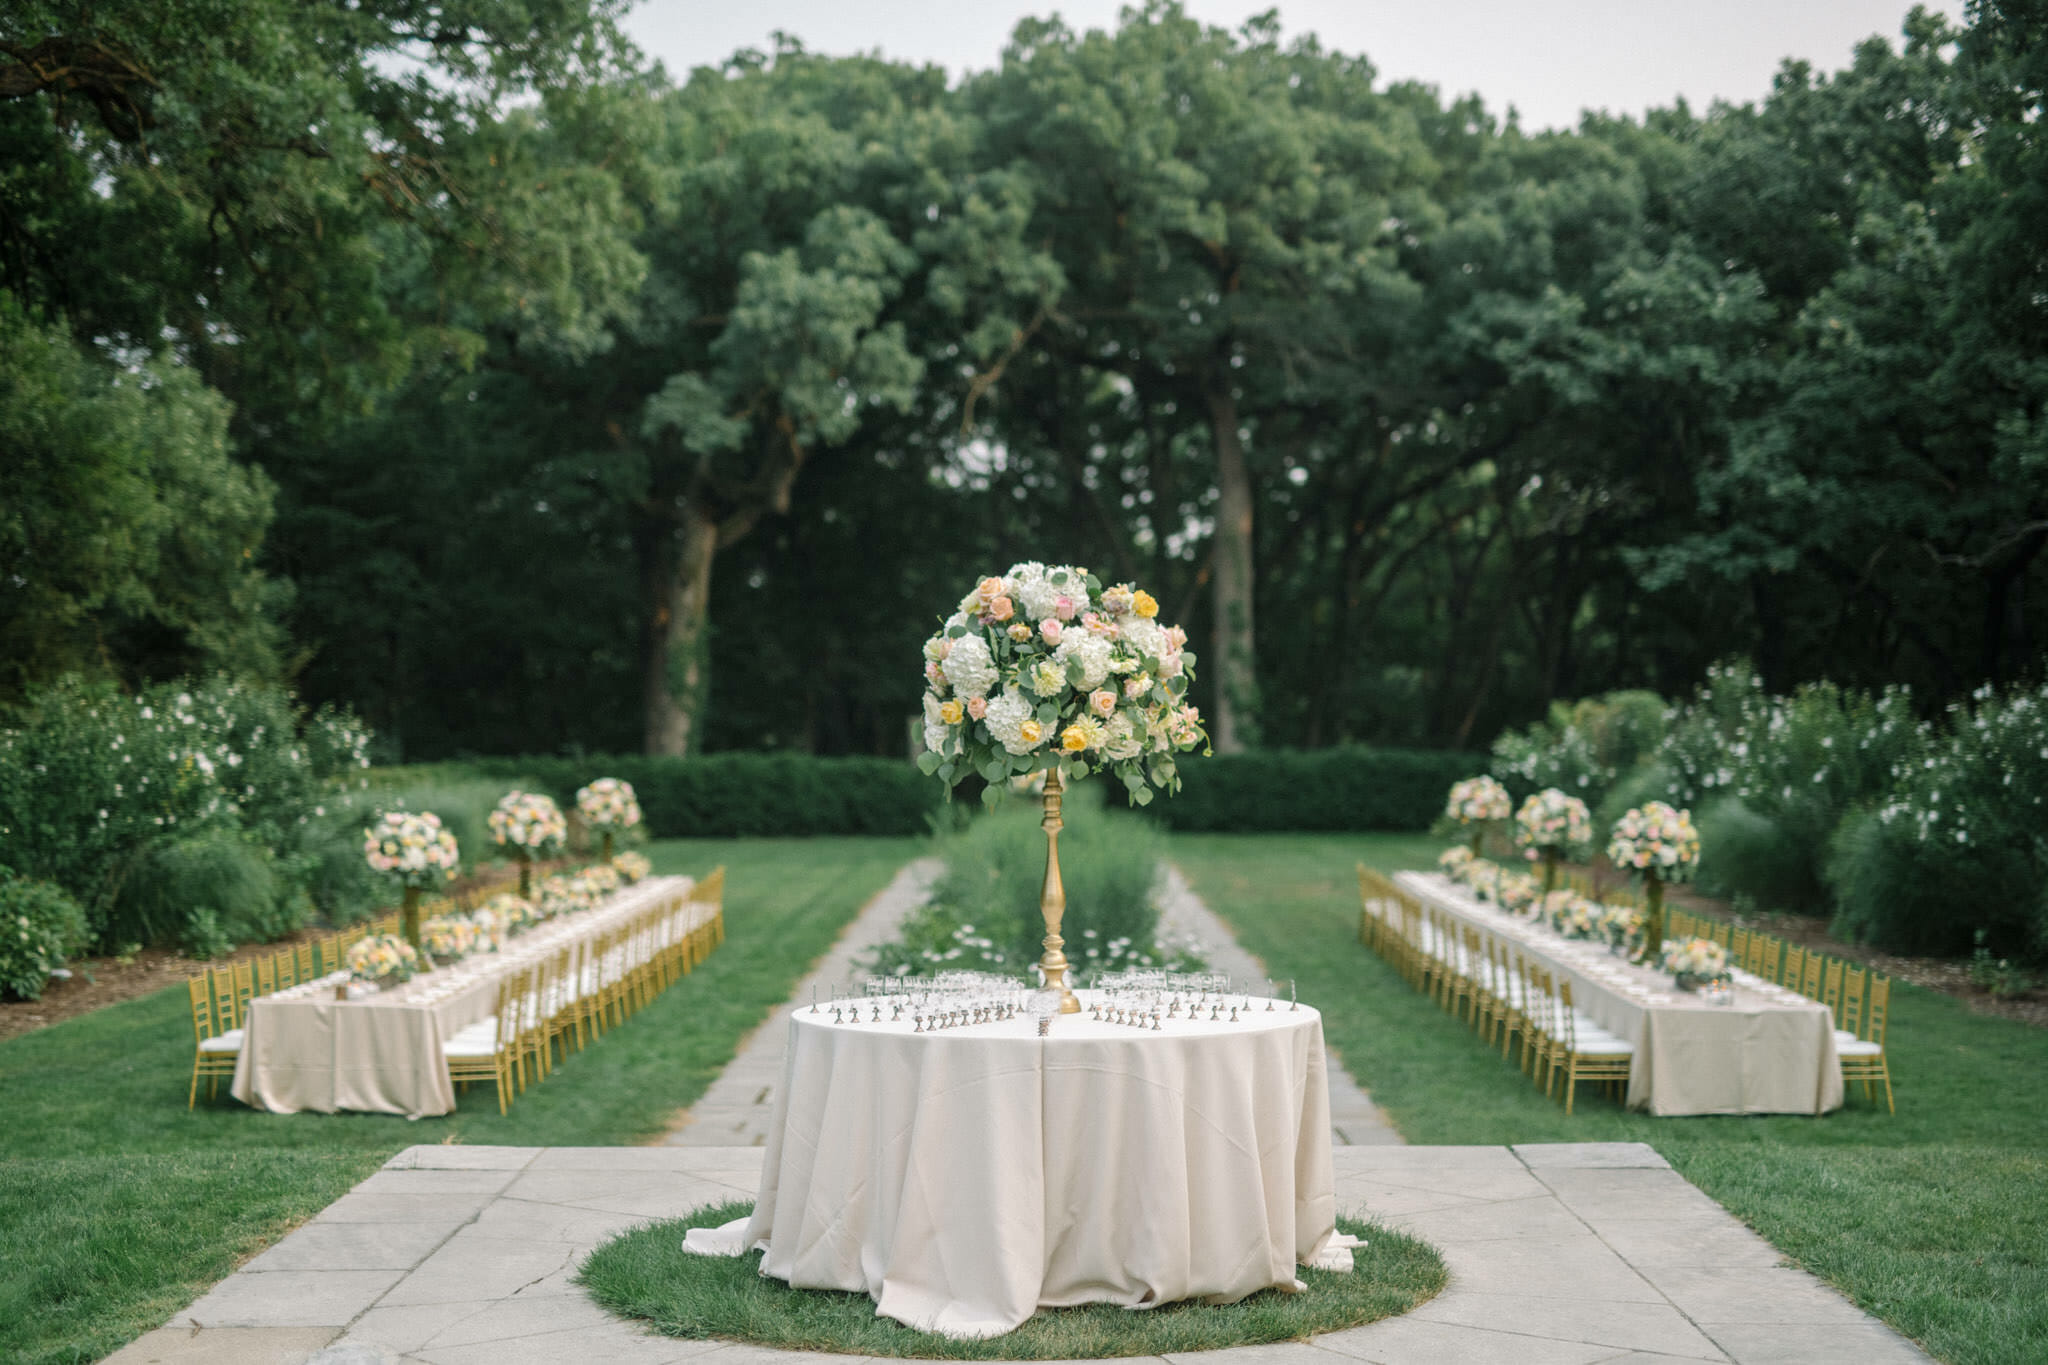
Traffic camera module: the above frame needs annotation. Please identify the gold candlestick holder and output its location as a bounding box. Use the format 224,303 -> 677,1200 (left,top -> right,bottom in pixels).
1038,768 -> 1081,1013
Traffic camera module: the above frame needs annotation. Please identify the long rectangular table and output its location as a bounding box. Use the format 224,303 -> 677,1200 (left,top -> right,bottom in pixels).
1393,872 -> 1843,1116
231,876 -> 705,1118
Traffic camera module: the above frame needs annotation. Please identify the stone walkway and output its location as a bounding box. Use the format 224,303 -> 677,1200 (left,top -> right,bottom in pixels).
664,858 -> 941,1147
108,1141 -> 1933,1365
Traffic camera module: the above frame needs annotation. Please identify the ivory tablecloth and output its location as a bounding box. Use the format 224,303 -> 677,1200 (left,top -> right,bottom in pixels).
1395,871 -> 1843,1116
231,875 -> 696,1118
691,992 -> 1344,1337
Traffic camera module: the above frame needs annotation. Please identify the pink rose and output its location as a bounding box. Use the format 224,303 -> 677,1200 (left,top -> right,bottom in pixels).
968,696 -> 988,721
989,595 -> 1014,621
1159,651 -> 1183,678
1123,677 -> 1149,699
1040,619 -> 1063,646
1089,689 -> 1117,717
1054,595 -> 1078,621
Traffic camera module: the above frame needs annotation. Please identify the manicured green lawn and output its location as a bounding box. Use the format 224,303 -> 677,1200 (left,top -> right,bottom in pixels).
0,837 -> 916,1365
1172,832 -> 2048,1365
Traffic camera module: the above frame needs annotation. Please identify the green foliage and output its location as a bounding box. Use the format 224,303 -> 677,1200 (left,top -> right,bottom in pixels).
876,788 -> 1188,978
0,674 -> 372,948
0,296 -> 283,699
1154,748 -> 1483,833
0,872 -> 89,1001
1826,683 -> 2048,958
395,755 -> 941,838
110,831 -> 290,958
1489,691 -> 1671,808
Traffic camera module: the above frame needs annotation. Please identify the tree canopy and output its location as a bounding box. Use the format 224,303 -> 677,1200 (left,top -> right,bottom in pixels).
3,2 -> 2040,756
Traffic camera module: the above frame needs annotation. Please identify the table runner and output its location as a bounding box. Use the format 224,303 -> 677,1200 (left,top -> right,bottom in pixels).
1394,871 -> 1842,1115
689,991 -> 1346,1337
231,875 -> 700,1117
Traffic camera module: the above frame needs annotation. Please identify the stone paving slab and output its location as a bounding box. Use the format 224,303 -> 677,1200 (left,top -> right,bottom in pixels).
113,1141 -> 1934,1364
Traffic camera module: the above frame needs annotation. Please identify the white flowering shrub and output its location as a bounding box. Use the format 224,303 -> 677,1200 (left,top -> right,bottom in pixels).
1830,682 -> 2048,957
0,674 -> 372,949
1489,691 -> 1669,806
0,873 -> 90,1000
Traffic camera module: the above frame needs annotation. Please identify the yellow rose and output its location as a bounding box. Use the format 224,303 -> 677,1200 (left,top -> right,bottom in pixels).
1061,725 -> 1089,752
1020,720 -> 1044,745
1132,589 -> 1158,618
938,699 -> 965,725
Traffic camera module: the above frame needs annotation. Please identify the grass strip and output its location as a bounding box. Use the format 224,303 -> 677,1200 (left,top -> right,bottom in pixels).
580,1201 -> 1445,1358
1171,831 -> 2048,1365
0,836 -> 917,1365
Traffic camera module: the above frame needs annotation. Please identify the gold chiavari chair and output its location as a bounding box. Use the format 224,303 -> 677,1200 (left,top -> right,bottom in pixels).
444,966 -> 528,1114
208,965 -> 239,1030
1780,944 -> 1806,991
1548,979 -> 1635,1115
186,975 -> 242,1106
1395,899 -> 1426,989
1449,925 -> 1483,1027
543,945 -> 582,1063
1473,934 -> 1505,1043
1838,973 -> 1894,1113
273,947 -> 297,991
1521,962 -> 1560,1083
1494,945 -> 1530,1064
520,954 -> 560,1083
1710,920 -> 1732,950
1744,932 -> 1774,981
295,940 -> 317,982
252,954 -> 277,997
1668,908 -> 1693,940
229,961 -> 257,1024
1729,927 -> 1750,965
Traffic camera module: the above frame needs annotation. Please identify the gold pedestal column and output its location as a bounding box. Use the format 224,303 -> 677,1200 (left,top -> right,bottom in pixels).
401,884 -> 423,952
1037,769 -> 1081,1013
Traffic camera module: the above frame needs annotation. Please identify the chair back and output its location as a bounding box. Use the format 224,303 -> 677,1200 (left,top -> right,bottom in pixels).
690,866 -> 725,904
230,961 -> 256,1022
1746,933 -> 1776,980
274,948 -> 297,991
1800,949 -> 1824,999
295,941 -> 316,981
1821,957 -> 1846,1022
1729,927 -> 1750,964
210,965 -> 241,1032
1710,920 -> 1732,950
1863,974 -> 1891,1046
1781,944 -> 1806,991
254,954 -> 277,997
187,976 -> 215,1043
1555,978 -> 1581,1054
1839,965 -> 1867,1037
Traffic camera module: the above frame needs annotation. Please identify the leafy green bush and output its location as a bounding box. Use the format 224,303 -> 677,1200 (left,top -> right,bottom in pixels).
403,754 -> 940,838
0,675 -> 372,949
1153,747 -> 1482,832
108,830 -> 292,957
1826,684 -> 2048,958
874,785 -> 1196,978
0,870 -> 91,1000
1490,691 -> 1670,808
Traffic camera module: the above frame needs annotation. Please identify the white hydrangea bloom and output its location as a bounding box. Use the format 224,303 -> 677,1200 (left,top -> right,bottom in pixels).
1101,712 -> 1143,761
922,693 -> 949,752
984,688 -> 1043,756
1120,617 -> 1167,660
940,633 -> 998,698
1054,634 -> 1114,689
1009,561 -> 1054,618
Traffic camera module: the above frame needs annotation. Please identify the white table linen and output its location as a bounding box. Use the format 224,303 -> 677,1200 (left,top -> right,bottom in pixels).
231,876 -> 698,1117
1395,872 -> 1843,1116
688,991 -> 1346,1338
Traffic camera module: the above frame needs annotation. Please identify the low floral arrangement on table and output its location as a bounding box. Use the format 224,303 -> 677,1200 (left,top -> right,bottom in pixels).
420,914 -> 482,961
1495,870 -> 1540,915
1437,846 -> 1476,878
612,851 -> 651,884
1444,775 -> 1513,855
1464,860 -> 1504,902
489,790 -> 566,894
1542,892 -> 1602,940
1600,904 -> 1645,954
1607,801 -> 1701,960
578,778 -> 642,859
916,563 -> 1206,807
346,933 -> 420,986
1514,788 -> 1593,893
538,871 -> 601,918
482,892 -> 538,933
1659,937 -> 1730,989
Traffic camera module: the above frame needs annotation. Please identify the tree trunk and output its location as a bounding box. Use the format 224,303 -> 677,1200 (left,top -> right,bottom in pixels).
642,506 -> 719,757
1206,377 -> 1257,753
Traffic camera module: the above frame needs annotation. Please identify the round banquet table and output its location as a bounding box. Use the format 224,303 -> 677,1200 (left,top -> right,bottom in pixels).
684,989 -> 1352,1338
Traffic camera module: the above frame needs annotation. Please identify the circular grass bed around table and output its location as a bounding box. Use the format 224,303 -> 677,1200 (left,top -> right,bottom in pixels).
577,1201 -> 1447,1359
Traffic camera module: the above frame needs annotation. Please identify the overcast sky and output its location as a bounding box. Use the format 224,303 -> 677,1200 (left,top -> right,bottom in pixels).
623,0 -> 1961,131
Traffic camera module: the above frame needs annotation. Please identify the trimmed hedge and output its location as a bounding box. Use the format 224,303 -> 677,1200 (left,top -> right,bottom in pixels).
416,754 -> 942,839
1150,747 -> 1484,833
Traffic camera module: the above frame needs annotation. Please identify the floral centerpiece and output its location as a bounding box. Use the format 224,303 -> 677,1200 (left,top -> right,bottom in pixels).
1445,775 -> 1513,856
419,914 -> 479,962
466,904 -> 508,952
1464,861 -> 1504,903
482,892 -> 536,934
1514,788 -> 1593,895
1437,846 -> 1476,880
917,563 -> 1207,1011
1600,903 -> 1646,955
612,851 -> 651,884
346,933 -> 419,987
577,778 -> 642,861
1607,801 -> 1701,960
1495,870 -> 1540,916
1543,892 -> 1602,940
363,810 -> 460,951
1659,937 -> 1730,991
488,790 -> 566,896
